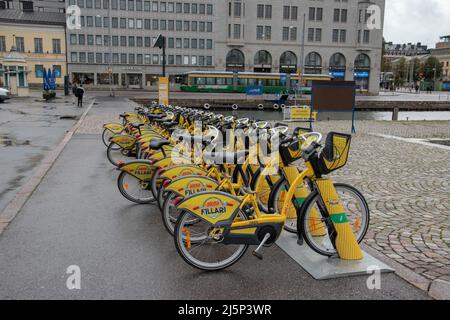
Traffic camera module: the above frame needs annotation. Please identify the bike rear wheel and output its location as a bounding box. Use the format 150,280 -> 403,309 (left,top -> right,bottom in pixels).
106,142 -> 132,167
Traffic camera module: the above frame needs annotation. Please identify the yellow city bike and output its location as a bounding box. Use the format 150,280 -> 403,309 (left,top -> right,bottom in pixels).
157,125 -> 292,235
173,132 -> 369,271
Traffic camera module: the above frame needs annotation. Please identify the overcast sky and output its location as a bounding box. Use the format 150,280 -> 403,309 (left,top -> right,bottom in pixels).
384,0 -> 450,47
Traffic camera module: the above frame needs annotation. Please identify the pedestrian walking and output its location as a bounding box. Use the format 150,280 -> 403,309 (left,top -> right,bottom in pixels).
415,85 -> 419,93
71,83 -> 78,104
76,85 -> 85,107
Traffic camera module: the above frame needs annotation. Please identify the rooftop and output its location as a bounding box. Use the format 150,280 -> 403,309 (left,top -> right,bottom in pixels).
0,8 -> 66,26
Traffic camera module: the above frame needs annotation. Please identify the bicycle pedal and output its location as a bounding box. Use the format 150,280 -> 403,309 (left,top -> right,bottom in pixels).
252,251 -> 263,260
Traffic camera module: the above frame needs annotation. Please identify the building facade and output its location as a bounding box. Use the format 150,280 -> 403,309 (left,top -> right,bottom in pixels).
0,7 -> 67,87
67,0 -> 385,94
0,0 -> 66,12
431,36 -> 450,81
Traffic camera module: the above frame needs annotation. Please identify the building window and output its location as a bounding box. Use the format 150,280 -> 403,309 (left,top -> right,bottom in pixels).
0,36 -> 6,51
52,39 -> 61,54
16,37 -> 25,52
96,53 -> 103,63
87,35 -> 94,45
363,30 -> 370,43
234,2 -> 241,17
34,38 -> 43,53
88,52 -> 94,63
233,24 -> 241,39
78,34 -> 85,45
79,52 -> 86,63
35,64 -> 44,78
70,34 -> 77,45
71,52 -> 78,62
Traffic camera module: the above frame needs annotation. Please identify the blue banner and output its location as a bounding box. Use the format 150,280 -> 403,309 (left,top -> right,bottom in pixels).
245,85 -> 264,96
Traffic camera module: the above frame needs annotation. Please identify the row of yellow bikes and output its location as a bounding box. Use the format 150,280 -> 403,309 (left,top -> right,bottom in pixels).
102,103 -> 370,271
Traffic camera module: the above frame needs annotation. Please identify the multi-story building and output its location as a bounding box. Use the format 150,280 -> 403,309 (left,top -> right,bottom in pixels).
0,6 -> 67,87
431,36 -> 450,81
384,42 -> 430,57
0,0 -> 66,12
67,0 -> 385,94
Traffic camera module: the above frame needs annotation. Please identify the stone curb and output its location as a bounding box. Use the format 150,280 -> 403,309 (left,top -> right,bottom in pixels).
362,244 -> 449,300
0,99 -> 96,235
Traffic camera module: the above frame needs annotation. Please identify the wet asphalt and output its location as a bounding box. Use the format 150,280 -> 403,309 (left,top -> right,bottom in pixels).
0,97 -> 431,300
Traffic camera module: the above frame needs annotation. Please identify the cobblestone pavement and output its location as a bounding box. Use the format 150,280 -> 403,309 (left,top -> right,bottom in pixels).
310,121 -> 450,283
79,103 -> 450,284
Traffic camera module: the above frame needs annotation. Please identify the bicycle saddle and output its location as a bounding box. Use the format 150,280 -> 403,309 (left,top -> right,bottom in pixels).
150,139 -> 171,150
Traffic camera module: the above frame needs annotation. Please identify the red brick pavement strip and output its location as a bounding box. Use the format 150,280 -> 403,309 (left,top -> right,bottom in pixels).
0,99 -> 96,235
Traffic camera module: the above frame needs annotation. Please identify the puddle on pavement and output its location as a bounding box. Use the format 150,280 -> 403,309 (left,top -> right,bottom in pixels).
59,115 -> 78,120
0,134 -> 30,146
428,140 -> 450,146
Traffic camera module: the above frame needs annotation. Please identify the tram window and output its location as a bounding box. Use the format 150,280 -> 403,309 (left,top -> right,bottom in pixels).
226,78 -> 233,85
206,77 -> 215,85
238,78 -> 247,86
216,77 -> 226,85
196,77 -> 206,85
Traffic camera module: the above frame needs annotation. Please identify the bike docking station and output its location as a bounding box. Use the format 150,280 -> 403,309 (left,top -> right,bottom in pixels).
277,80 -> 394,280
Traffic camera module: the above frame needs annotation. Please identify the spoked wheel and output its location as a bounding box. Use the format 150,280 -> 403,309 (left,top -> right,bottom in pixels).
117,171 -> 155,204
174,210 -> 249,271
270,179 -> 302,233
254,172 -> 279,213
106,142 -> 133,167
298,183 -> 370,257
162,192 -> 200,236
102,129 -> 120,149
150,168 -> 165,200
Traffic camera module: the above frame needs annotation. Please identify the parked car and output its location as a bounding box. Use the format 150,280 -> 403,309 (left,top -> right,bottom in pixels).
0,88 -> 11,103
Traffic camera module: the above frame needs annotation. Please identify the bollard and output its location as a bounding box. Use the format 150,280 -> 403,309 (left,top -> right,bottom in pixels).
392,107 -> 399,121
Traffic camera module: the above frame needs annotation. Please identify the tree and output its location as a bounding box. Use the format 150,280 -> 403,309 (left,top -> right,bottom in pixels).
420,56 -> 443,81
408,58 -> 422,82
393,57 -> 408,87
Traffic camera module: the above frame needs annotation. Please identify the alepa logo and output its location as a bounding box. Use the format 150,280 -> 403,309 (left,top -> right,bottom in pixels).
134,165 -> 152,175
185,180 -> 208,196
199,197 -> 231,219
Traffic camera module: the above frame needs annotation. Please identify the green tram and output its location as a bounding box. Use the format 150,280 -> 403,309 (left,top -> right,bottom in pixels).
180,71 -> 333,94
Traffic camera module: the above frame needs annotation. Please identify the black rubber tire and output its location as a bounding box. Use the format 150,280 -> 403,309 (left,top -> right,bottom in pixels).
297,183 -> 370,257
174,210 -> 249,271
161,191 -> 177,235
117,171 -> 155,204
106,141 -> 129,167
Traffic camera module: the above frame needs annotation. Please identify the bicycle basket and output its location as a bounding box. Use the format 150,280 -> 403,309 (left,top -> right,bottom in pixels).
280,127 -> 312,165
317,132 -> 351,175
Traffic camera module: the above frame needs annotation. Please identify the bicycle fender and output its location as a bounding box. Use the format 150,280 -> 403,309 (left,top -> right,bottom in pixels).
178,191 -> 242,225
315,178 -> 363,260
103,122 -> 124,134
110,135 -> 136,149
160,165 -> 208,180
165,176 -> 219,197
152,156 -> 192,169
118,160 -> 155,181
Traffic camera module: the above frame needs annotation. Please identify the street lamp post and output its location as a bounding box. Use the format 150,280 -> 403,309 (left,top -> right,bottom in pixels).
96,9 -> 114,97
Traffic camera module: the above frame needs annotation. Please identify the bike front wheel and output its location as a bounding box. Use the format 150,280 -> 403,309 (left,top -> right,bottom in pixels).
298,183 -> 370,257
174,210 -> 249,271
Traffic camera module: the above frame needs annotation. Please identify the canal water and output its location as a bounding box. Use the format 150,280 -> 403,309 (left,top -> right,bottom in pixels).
222,110 -> 450,122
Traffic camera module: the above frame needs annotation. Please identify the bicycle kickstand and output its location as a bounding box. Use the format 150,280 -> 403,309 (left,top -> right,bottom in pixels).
252,233 -> 271,260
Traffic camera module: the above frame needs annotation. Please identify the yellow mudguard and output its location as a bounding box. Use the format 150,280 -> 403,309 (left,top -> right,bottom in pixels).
160,165 -> 208,180
315,179 -> 363,260
119,160 -> 154,181
178,191 -> 242,225
103,122 -> 124,134
152,156 -> 192,169
110,135 -> 136,149
165,176 -> 219,197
